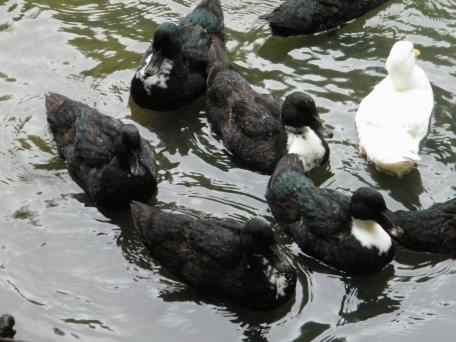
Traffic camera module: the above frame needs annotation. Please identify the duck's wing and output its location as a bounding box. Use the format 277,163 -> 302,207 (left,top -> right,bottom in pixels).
267,154 -> 350,236
131,202 -> 243,268
71,109 -> 121,168
392,199 -> 456,254
254,93 -> 281,121
234,103 -> 283,139
298,187 -> 351,239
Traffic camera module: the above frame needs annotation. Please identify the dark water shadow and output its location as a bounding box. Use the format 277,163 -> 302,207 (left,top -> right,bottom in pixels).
129,95 -> 205,156
393,243 -> 450,269
368,165 -> 424,210
336,266 -> 399,324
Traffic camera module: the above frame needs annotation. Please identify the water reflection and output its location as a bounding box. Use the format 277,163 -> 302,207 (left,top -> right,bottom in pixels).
368,167 -> 424,210
337,267 -> 399,324
2,0 -> 456,341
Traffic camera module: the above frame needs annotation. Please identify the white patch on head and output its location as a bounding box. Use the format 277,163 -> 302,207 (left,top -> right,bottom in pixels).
136,55 -> 174,93
351,218 -> 392,254
287,127 -> 326,171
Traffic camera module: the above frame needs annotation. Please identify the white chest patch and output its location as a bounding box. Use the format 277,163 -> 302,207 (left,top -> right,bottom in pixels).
136,55 -> 174,93
261,257 -> 288,300
351,218 -> 392,254
287,127 -> 326,171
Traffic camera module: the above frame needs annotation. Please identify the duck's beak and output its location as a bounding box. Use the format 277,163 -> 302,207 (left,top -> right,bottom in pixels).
414,48 -> 421,58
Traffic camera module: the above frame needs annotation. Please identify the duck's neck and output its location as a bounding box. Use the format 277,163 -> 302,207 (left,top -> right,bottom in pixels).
351,218 -> 392,254
389,66 -> 418,91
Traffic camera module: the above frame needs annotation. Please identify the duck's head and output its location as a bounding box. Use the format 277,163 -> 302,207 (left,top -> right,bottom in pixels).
385,40 -> 420,91
350,187 -> 395,254
351,188 -> 394,229
282,92 -> 321,132
0,314 -> 15,338
240,218 -> 296,308
152,22 -> 181,59
117,124 -> 153,177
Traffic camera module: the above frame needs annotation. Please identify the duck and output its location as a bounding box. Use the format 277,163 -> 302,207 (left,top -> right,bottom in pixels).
45,93 -> 158,207
261,0 -> 390,36
266,154 -> 395,274
130,201 -> 297,309
355,40 -> 434,177
130,0 -> 224,111
206,36 -> 329,174
0,314 -> 15,338
386,199 -> 456,255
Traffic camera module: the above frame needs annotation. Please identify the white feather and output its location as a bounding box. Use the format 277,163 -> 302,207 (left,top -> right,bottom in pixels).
136,55 -> 174,93
351,218 -> 392,254
287,127 -> 326,171
355,40 -> 433,177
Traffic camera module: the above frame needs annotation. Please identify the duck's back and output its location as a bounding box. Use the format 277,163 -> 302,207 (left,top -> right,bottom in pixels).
46,93 -> 119,164
392,200 -> 456,254
207,69 -> 285,173
267,154 -> 349,231
263,0 -> 389,36
356,65 -> 433,174
139,207 -> 244,270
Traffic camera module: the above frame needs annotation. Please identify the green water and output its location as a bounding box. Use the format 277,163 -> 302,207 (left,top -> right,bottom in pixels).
0,0 -> 456,341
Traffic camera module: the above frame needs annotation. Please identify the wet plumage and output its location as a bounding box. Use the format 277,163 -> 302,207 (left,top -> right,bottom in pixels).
262,0 -> 390,36
389,199 -> 456,255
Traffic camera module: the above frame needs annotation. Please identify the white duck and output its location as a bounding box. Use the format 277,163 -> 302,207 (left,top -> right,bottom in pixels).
355,40 -> 434,177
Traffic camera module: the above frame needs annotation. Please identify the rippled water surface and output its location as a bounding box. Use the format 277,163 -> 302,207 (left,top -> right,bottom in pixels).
1,0 -> 456,341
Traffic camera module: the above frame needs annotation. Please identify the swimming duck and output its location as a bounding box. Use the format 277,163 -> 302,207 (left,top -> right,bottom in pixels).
266,154 -> 395,274
46,93 -> 158,207
387,199 -> 456,255
0,314 -> 15,338
261,0 -> 389,36
130,201 -> 296,309
355,40 -> 434,177
130,0 -> 224,111
206,38 -> 328,174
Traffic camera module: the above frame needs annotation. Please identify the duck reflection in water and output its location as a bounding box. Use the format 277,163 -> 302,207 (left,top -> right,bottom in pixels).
368,165 -> 424,210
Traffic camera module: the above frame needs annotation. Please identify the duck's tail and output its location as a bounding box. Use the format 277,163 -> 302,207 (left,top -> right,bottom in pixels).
364,144 -> 419,177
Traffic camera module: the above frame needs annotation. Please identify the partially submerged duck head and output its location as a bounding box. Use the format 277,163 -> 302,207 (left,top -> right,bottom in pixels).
350,187 -> 394,255
0,314 -> 15,338
385,40 -> 420,91
116,124 -> 153,177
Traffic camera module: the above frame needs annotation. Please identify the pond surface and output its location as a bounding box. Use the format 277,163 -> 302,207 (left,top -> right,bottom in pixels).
1,0 -> 456,341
